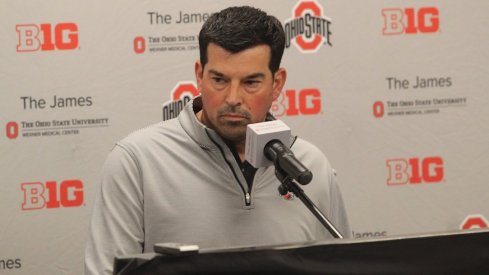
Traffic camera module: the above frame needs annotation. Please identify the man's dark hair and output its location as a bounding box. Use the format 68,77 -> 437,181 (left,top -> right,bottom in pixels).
199,6 -> 285,74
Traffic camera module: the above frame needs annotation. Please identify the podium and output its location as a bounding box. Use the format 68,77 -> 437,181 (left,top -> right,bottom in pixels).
114,229 -> 489,274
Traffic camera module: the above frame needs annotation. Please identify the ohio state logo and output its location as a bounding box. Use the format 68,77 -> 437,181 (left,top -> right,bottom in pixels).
16,23 -> 79,52
284,0 -> 332,53
162,81 -> 199,121
386,156 -> 444,185
461,214 -> 488,230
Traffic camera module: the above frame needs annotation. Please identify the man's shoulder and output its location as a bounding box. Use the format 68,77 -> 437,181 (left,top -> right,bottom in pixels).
292,137 -> 332,169
117,119 -> 181,149
292,137 -> 323,156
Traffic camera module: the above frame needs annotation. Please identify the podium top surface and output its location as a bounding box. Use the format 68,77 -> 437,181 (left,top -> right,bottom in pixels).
114,229 -> 489,274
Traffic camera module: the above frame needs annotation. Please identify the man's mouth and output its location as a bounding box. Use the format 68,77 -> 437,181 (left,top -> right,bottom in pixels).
221,114 -> 247,122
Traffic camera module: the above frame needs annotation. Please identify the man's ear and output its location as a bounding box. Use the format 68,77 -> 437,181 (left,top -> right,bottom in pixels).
195,60 -> 203,92
272,68 -> 287,101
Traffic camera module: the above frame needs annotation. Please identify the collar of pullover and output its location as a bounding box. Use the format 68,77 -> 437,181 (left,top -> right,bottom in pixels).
178,96 -> 225,151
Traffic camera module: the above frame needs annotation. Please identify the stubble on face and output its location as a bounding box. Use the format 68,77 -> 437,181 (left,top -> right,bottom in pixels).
202,104 -> 252,142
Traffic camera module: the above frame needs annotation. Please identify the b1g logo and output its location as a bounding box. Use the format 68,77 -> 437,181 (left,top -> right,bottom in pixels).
461,214 -> 488,230
6,121 -> 19,139
382,7 -> 439,35
16,23 -> 79,52
21,180 -> 84,210
284,0 -> 332,53
387,156 -> 444,185
162,81 -> 199,121
271,89 -> 321,117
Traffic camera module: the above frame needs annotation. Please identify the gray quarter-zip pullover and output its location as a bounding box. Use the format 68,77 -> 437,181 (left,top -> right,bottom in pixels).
85,96 -> 351,275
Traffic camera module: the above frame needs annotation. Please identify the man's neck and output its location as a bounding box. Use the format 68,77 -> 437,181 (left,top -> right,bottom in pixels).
196,109 -> 246,162
234,142 -> 245,162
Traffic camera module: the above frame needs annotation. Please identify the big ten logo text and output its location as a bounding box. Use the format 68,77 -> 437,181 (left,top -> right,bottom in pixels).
382,7 -> 439,35
162,82 -> 199,121
284,0 -> 332,53
386,156 -> 444,185
271,89 -> 322,117
6,121 -> 19,139
461,215 -> 488,230
16,23 -> 79,52
21,180 -> 84,210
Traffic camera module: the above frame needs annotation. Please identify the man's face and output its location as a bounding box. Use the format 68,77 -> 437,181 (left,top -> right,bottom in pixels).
195,43 -> 286,142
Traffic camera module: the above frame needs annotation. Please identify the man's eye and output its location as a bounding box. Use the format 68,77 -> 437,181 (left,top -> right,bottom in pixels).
245,80 -> 260,87
212,77 -> 226,83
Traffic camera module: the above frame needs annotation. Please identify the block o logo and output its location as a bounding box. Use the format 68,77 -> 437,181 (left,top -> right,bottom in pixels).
6,121 -> 19,139
461,215 -> 488,230
134,36 -> 146,54
373,101 -> 385,118
16,23 -> 79,52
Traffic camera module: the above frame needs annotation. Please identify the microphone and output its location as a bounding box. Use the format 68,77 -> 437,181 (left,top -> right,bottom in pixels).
264,139 -> 312,185
245,120 -> 313,185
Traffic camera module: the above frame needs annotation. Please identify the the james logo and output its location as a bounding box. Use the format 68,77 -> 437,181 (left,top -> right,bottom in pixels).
162,81 -> 199,121
16,23 -> 79,52
382,7 -> 439,35
386,156 -> 444,185
284,0 -> 332,53
21,180 -> 84,210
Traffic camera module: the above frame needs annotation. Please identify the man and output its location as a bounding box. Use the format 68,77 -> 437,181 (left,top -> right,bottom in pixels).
85,6 -> 351,274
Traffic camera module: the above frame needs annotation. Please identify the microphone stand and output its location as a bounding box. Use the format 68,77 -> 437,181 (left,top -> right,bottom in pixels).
274,167 -> 344,239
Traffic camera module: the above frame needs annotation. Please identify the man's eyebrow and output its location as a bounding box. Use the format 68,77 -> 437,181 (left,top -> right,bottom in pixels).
208,69 -> 225,77
208,70 -> 266,79
245,73 -> 266,79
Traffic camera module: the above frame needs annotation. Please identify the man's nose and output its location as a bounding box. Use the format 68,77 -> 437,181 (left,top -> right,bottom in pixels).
225,83 -> 242,106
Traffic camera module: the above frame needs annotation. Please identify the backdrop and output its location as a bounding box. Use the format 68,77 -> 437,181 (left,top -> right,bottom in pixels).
1,0 -> 488,274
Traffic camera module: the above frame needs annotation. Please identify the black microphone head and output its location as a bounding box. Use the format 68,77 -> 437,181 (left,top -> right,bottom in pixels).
280,154 -> 312,185
298,171 -> 313,185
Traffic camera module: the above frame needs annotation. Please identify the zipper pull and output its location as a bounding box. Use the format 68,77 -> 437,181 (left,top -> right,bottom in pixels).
245,192 -> 251,205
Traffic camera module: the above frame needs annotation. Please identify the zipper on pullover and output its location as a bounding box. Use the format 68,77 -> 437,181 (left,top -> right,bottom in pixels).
205,130 -> 252,207
245,192 -> 251,205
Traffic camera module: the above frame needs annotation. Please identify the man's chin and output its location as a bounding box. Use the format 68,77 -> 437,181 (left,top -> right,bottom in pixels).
216,127 -> 246,142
